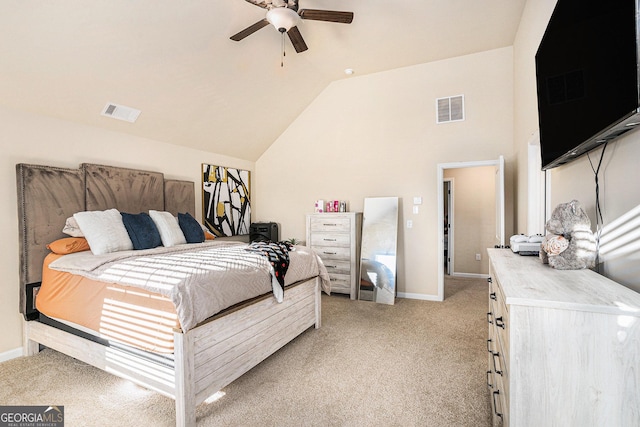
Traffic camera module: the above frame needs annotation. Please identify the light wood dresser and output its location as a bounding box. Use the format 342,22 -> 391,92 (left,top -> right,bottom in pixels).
306,212 -> 362,299
486,248 -> 640,426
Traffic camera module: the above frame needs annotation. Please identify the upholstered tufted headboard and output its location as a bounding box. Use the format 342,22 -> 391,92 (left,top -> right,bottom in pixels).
16,162 -> 195,319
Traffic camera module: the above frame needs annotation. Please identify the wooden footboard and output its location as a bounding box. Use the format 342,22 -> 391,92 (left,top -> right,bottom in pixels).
24,277 -> 321,427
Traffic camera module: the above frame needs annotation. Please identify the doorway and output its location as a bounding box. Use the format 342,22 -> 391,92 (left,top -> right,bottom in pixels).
437,157 -> 505,301
443,179 -> 453,276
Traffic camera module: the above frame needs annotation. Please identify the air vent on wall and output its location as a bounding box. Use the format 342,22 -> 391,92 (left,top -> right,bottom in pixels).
436,95 -> 464,124
101,102 -> 141,123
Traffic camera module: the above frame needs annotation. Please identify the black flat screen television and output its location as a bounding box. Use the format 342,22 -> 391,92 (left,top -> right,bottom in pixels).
535,0 -> 640,170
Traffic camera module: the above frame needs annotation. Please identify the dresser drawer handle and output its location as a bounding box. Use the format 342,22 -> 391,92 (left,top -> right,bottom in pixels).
323,251 -> 337,255
495,316 -> 506,329
326,265 -> 337,269
492,390 -> 503,419
323,238 -> 337,242
487,312 -> 494,325
487,339 -> 493,353
487,370 -> 494,388
323,223 -> 338,226
492,352 -> 503,376
487,277 -> 493,283
490,292 -> 497,301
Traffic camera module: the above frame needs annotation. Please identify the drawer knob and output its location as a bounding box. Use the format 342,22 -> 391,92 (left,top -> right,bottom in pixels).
487,312 -> 494,324
495,316 -> 506,329
490,292 -> 497,301
487,277 -> 493,283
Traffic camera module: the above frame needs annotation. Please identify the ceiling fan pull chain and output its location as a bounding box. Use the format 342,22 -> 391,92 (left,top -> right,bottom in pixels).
281,31 -> 285,67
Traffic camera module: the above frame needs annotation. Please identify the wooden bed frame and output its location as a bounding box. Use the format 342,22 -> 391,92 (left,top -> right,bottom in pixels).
16,163 -> 321,427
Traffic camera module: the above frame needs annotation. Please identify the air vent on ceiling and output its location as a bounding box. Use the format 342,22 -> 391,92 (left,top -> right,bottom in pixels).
101,102 -> 141,123
436,95 -> 464,124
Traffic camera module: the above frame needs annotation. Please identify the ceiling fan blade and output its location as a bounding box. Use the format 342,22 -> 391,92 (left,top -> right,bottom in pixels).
230,19 -> 270,41
243,0 -> 269,9
299,9 -> 354,24
287,26 -> 308,53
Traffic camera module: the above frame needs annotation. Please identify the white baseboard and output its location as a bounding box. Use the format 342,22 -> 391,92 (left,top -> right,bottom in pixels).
396,292 -> 441,301
450,272 -> 490,279
0,347 -> 23,363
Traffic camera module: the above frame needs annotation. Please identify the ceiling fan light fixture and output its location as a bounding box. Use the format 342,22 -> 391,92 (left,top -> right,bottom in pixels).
266,7 -> 300,32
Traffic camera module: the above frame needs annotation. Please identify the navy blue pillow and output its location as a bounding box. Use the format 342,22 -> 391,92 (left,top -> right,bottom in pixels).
178,212 -> 205,243
121,212 -> 162,250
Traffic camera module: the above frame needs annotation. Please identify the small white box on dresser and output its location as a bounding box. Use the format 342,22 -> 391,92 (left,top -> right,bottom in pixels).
486,248 -> 640,427
306,212 -> 362,300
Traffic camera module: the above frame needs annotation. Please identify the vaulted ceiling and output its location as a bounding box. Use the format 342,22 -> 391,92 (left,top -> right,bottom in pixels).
0,0 -> 526,161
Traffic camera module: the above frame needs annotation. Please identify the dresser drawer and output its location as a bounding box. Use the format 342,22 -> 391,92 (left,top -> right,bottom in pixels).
328,273 -> 351,293
310,233 -> 350,247
487,335 -> 508,426
320,259 -> 351,275
313,246 -> 351,260
309,216 -> 351,232
491,373 -> 507,426
489,278 -> 510,365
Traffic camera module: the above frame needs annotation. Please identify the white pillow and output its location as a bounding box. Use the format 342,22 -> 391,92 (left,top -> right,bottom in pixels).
73,209 -> 133,255
62,216 -> 84,237
149,210 -> 187,247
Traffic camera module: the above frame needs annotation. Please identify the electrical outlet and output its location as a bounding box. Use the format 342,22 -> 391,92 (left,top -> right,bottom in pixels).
407,220 -> 413,229
475,253 -> 481,261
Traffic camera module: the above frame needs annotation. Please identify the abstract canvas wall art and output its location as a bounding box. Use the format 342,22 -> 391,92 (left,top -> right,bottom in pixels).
202,164 -> 251,237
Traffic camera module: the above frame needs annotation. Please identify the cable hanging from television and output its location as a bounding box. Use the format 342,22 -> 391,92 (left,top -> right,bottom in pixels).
587,141 -> 608,273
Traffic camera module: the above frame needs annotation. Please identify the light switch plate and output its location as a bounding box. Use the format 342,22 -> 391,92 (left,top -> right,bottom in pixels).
413,197 -> 423,205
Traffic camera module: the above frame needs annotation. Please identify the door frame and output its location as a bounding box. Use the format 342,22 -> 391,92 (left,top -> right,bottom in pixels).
437,157 -> 505,301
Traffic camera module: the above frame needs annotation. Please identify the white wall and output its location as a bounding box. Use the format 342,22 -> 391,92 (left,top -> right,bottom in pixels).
514,0 -> 640,293
550,139 -> 640,290
254,47 -> 515,298
0,105 -> 253,356
513,0 -> 557,234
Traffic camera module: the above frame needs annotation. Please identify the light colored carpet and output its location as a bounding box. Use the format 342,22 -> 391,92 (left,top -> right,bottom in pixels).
0,277 -> 491,427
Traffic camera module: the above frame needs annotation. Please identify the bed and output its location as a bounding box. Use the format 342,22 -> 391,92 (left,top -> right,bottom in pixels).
16,162 -> 329,426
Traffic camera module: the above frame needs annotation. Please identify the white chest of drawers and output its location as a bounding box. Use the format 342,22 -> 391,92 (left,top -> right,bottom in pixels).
486,248 -> 640,427
306,212 -> 362,299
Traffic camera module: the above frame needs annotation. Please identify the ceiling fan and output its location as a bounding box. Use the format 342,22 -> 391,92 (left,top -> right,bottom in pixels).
230,0 -> 354,54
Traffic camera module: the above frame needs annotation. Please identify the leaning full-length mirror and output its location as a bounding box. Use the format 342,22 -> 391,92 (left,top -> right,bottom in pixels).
358,197 -> 399,304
